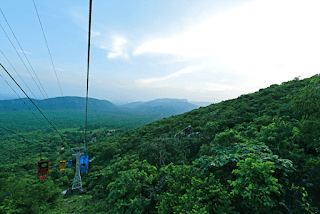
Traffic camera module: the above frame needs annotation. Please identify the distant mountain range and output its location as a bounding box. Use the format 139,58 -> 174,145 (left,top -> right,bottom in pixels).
0,96 -> 199,116
0,96 -> 118,111
121,98 -> 197,115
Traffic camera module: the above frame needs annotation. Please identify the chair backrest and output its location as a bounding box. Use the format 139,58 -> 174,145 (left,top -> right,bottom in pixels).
59,160 -> 66,171
38,159 -> 49,179
80,156 -> 89,173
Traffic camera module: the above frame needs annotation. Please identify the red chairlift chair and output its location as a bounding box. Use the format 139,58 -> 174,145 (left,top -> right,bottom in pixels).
37,145 -> 49,179
38,159 -> 49,179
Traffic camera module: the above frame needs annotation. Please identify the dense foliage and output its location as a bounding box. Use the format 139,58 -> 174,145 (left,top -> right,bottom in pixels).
0,75 -> 320,213
0,108 -> 166,134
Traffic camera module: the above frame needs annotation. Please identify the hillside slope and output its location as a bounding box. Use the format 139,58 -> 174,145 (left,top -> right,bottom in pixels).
86,75 -> 320,213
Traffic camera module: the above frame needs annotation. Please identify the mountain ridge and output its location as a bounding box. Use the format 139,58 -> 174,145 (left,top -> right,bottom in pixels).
0,96 -> 199,116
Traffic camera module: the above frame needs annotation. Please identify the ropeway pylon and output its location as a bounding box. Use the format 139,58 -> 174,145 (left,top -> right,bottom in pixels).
71,144 -> 85,191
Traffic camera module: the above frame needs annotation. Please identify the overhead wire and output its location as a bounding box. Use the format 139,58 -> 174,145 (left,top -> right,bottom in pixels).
0,9 -> 59,115
0,63 -> 69,144
32,0 -> 64,100
0,50 -> 38,99
84,0 -> 93,144
0,8 -> 50,102
1,50 -> 56,131
31,1 -> 74,131
0,72 -> 46,126
0,22 -> 45,101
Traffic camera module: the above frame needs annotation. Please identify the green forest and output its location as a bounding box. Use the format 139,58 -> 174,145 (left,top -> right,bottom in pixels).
1,75 -> 320,213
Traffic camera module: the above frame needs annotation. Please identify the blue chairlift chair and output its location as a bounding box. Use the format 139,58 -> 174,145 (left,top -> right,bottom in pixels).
80,149 -> 89,173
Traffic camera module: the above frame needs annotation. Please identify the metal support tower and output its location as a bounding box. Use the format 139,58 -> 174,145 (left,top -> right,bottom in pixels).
71,145 -> 85,191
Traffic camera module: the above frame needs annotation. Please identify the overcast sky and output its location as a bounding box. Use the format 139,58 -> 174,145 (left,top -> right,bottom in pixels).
1,0 -> 320,103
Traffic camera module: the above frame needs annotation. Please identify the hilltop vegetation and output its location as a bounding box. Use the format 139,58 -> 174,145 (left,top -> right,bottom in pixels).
0,75 -> 320,213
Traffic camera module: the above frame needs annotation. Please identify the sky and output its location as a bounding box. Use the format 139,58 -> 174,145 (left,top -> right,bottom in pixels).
1,0 -> 320,103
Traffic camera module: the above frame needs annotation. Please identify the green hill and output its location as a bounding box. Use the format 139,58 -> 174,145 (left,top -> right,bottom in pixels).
0,75 -> 320,213
87,75 -> 320,213
0,96 -> 120,111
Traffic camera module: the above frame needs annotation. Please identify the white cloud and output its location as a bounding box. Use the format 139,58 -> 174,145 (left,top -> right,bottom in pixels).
134,0 -> 320,89
200,82 -> 260,93
109,36 -> 128,59
97,35 -> 128,59
92,31 -> 101,37
201,83 -> 239,92
70,8 -> 128,60
18,50 -> 31,55
70,10 -> 101,39
135,65 -> 207,86
70,10 -> 87,30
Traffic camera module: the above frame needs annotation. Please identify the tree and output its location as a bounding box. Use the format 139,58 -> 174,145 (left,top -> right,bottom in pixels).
157,163 -> 233,213
228,154 -> 282,213
290,74 -> 320,118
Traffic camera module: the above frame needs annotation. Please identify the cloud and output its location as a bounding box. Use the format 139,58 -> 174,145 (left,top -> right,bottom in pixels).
135,0 -> 320,57
96,35 -> 128,59
70,9 -> 128,59
18,50 -> 31,55
106,36 -> 128,59
70,10 -> 101,37
69,10 -> 87,30
92,31 -> 101,37
135,65 -> 207,86
134,0 -> 320,86
200,82 -> 259,93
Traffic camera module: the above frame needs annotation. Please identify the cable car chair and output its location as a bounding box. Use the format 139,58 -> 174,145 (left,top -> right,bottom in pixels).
38,159 -> 49,179
38,146 -> 49,179
59,158 -> 67,171
68,159 -> 72,167
80,148 -> 89,173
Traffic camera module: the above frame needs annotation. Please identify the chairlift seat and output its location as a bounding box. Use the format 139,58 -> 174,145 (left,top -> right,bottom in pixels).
37,159 -> 49,179
59,160 -> 66,171
80,155 -> 89,173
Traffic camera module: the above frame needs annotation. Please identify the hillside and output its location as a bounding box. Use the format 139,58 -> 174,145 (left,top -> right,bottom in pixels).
0,75 -> 320,213
85,75 -> 320,213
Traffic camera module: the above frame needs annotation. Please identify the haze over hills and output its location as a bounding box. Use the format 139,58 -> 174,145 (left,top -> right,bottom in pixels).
0,94 -> 16,100
0,96 -> 119,111
0,96 -> 199,116
108,100 -> 131,105
121,98 -> 198,115
189,101 -> 213,107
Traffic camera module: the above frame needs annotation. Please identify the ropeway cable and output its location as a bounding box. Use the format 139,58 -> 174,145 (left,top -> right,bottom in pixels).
0,63 -> 69,143
84,0 -> 93,145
